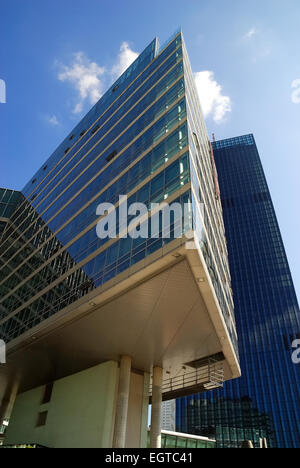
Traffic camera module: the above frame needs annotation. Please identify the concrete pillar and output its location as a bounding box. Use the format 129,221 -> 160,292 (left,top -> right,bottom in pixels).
241,440 -> 254,448
150,366 -> 163,449
0,375 -> 20,428
0,398 -> 10,428
113,355 -> 132,448
140,372 -> 150,448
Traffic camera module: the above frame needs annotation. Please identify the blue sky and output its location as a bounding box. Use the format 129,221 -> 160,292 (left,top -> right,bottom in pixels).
1,0 -> 300,298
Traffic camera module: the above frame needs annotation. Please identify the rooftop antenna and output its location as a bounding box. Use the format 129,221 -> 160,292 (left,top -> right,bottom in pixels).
212,133 -> 216,142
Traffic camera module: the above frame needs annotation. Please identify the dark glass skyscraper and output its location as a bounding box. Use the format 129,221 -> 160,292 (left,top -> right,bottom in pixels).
177,134 -> 300,448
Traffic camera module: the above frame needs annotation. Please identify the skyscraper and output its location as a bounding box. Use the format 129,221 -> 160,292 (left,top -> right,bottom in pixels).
0,32 -> 240,448
0,189 -> 22,238
162,400 -> 176,431
176,134 -> 300,448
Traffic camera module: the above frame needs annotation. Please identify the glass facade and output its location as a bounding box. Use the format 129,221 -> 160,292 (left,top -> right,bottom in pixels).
0,189 -> 22,239
0,33 -> 236,370
147,431 -> 216,449
177,135 -> 300,448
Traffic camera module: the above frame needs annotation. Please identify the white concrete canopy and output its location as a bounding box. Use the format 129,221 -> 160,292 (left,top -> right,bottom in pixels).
0,238 -> 240,406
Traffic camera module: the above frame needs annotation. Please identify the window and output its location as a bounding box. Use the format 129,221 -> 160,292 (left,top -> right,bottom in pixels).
78,280 -> 93,294
32,178 -> 37,184
106,150 -> 118,162
36,411 -> 48,427
193,132 -> 200,152
43,165 -> 47,171
91,125 -> 100,135
69,134 -> 75,141
64,148 -> 70,154
42,382 -> 53,404
80,130 -> 86,137
165,162 -> 179,185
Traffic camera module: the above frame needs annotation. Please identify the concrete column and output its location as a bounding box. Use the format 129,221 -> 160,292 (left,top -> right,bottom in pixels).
150,366 -> 163,449
113,355 -> 132,448
140,372 -> 150,448
0,398 -> 10,428
0,375 -> 20,428
241,440 -> 254,448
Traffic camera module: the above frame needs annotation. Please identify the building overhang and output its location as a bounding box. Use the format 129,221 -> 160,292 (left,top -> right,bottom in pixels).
0,233 -> 240,403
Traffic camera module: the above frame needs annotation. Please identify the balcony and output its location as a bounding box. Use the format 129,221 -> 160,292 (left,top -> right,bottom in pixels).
150,357 -> 224,402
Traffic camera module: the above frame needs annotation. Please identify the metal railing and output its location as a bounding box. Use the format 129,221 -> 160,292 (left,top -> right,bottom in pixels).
150,358 -> 224,401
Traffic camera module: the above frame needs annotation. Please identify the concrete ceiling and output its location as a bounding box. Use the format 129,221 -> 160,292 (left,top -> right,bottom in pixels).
1,259 -> 225,396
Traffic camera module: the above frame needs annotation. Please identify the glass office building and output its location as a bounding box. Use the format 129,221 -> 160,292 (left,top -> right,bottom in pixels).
0,31 -> 237,370
0,189 -> 22,238
177,135 -> 300,448
148,430 -> 216,449
0,190 -> 93,338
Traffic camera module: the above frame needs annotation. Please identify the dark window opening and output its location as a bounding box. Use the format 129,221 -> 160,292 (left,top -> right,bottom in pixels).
42,382 -> 53,405
91,125 -> 100,135
78,280 -> 94,294
30,194 -> 37,202
64,148 -> 70,155
112,84 -> 119,92
283,335 -> 290,351
36,411 -> 48,427
106,150 -> 118,162
80,130 -> 86,137
193,132 -> 200,152
43,165 -> 48,171
69,134 -> 75,141
32,179 -> 37,184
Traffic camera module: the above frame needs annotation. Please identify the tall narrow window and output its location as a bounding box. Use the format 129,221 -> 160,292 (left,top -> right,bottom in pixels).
91,125 -> 100,135
36,411 -> 48,427
42,382 -> 53,404
106,150 -> 117,162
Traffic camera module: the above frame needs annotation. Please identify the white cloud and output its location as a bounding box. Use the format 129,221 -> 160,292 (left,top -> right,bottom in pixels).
111,42 -> 139,78
194,71 -> 232,123
251,46 -> 271,64
58,52 -> 106,114
47,115 -> 60,126
244,27 -> 258,40
291,79 -> 300,104
241,27 -> 272,63
56,42 -> 138,115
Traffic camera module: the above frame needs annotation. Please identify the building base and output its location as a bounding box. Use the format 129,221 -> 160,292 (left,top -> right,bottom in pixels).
3,361 -> 149,449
